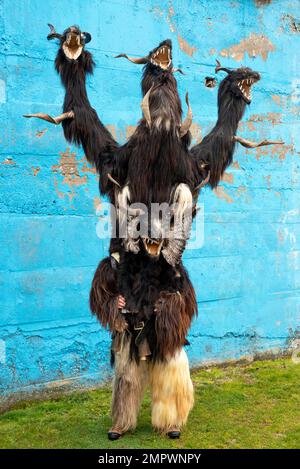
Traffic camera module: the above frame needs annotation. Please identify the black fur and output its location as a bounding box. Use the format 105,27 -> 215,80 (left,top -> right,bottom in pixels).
191,67 -> 260,187
48,33 -> 260,362
54,30 -> 118,196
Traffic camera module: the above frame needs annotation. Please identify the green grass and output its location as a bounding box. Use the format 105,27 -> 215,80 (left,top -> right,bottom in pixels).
0,358 -> 299,449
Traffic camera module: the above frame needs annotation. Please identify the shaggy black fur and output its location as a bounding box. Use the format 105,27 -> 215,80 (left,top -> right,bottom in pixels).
53,27 -> 118,195
191,67 -> 260,187
90,252 -> 197,362
44,30 -> 261,363
116,40 -> 201,205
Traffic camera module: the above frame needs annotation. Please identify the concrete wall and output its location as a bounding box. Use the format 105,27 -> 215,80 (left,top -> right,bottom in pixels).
1,0 -> 299,404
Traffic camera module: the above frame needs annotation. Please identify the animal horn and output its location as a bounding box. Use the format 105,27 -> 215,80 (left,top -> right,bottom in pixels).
23,110 -> 74,125
115,53 -> 148,64
172,68 -> 185,75
47,23 -> 62,40
107,173 -> 121,187
194,171 -> 210,191
215,59 -> 231,74
179,92 -> 192,137
141,85 -> 154,128
233,135 -> 284,148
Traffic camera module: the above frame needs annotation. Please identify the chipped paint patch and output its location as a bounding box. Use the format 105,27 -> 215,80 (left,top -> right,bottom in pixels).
220,33 -> 275,61
52,148 -> 88,202
126,125 -> 136,139
270,143 -> 294,160
255,0 -> 271,6
166,5 -> 176,33
177,33 -> 197,57
80,161 -> 97,175
190,122 -> 202,144
35,129 -> 48,138
221,172 -> 234,184
248,112 -> 282,126
53,179 -> 65,199
232,161 -> 241,169
150,6 -> 164,18
271,95 -> 281,105
1,157 -> 16,166
31,167 -> 40,177
52,148 -> 87,188
245,120 -> 256,132
213,186 -> 234,203
264,174 -> 271,189
93,196 -> 101,211
153,4 -> 197,56
105,125 -> 117,140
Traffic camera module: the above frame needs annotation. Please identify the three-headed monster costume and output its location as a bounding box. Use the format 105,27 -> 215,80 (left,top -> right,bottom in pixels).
25,25 -> 282,440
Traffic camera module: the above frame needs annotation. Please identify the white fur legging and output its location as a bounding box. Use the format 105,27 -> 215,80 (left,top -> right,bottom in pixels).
110,333 -> 194,434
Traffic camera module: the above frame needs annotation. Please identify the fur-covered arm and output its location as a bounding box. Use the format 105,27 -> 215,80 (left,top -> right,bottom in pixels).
55,48 -> 119,194
24,27 -> 118,196
190,130 -> 235,188
90,258 -> 127,333
190,61 -> 283,188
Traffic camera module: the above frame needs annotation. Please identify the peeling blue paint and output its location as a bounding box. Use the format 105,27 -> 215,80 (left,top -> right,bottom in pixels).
0,0 -> 300,403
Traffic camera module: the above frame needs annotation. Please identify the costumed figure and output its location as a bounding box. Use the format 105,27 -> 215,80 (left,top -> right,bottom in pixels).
25,24 -> 282,440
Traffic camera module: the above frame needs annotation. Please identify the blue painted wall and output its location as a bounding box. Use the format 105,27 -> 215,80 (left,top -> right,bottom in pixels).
1,0 -> 300,403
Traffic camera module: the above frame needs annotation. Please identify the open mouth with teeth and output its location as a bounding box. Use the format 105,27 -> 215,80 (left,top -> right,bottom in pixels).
142,238 -> 164,257
236,77 -> 259,103
150,45 -> 172,70
63,32 -> 83,60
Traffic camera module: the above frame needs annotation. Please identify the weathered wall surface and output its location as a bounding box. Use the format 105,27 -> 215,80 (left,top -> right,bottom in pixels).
1,0 -> 299,403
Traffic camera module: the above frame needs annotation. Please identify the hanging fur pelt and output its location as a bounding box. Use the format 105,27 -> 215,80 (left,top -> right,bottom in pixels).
25,25 -> 283,440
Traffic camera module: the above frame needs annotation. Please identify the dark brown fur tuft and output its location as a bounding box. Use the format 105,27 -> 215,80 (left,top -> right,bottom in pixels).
90,258 -> 127,333
154,290 -> 193,359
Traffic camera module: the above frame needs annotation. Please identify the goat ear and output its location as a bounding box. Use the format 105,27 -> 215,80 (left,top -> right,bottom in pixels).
82,32 -> 92,44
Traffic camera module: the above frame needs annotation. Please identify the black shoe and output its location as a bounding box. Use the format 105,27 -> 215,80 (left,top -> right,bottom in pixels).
167,430 -> 181,439
108,431 -> 121,441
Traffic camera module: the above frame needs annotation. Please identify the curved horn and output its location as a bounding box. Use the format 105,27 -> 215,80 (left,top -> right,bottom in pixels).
194,171 -> 210,191
179,92 -> 192,138
23,110 -> 74,125
115,53 -> 148,64
141,85 -> 154,128
47,23 -> 62,41
81,32 -> 92,44
107,173 -> 121,187
172,67 -> 185,75
215,59 -> 231,74
233,135 -> 284,148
